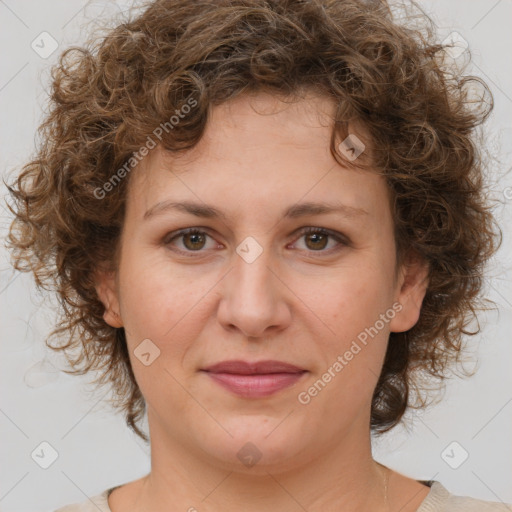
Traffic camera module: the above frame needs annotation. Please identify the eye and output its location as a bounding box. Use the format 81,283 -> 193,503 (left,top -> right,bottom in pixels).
164,228 -> 220,255
164,226 -> 349,257
291,227 -> 348,253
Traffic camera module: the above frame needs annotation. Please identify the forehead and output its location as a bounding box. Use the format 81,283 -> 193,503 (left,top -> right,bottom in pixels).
125,92 -> 389,224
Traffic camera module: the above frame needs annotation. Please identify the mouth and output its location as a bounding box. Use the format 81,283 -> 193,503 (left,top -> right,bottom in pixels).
200,360 -> 308,398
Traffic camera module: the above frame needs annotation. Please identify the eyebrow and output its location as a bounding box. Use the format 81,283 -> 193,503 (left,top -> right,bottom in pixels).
143,200 -> 368,221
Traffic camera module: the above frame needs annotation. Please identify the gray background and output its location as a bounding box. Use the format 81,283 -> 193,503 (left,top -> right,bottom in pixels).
1,1 -> 511,511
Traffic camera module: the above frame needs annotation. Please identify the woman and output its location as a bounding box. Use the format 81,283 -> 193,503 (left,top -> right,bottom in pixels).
5,0 -> 509,510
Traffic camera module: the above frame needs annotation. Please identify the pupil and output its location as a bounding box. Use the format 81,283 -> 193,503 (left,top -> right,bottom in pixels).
308,233 -> 327,250
182,232 -> 328,251
185,233 -> 204,250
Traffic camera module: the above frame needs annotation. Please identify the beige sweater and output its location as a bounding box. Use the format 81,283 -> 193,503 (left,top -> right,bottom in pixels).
54,481 -> 512,511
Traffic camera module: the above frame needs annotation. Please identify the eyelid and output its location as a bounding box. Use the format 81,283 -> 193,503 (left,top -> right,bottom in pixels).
163,226 -> 350,256
163,227 -> 221,251
290,226 -> 350,252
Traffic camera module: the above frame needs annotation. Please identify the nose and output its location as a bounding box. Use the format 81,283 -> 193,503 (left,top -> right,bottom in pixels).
216,244 -> 292,340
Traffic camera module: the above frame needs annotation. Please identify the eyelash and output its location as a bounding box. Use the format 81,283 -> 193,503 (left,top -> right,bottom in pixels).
163,226 -> 349,257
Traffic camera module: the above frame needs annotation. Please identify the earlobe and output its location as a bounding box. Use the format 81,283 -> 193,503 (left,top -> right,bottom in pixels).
94,268 -> 123,328
389,253 -> 429,333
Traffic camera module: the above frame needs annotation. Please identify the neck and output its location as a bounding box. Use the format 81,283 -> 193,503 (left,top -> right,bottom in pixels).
133,412 -> 389,512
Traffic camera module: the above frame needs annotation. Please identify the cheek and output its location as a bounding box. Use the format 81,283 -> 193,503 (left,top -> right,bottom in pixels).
119,264 -> 174,336
117,252 -> 215,365
312,263 -> 394,339
302,261 -> 396,403
298,276 -> 393,412
117,262 -> 206,412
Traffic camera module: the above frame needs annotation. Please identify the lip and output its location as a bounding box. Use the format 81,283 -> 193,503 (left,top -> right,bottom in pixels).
203,360 -> 305,374
201,360 -> 307,398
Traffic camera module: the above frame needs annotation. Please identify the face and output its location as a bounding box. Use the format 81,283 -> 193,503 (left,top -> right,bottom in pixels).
96,91 -> 428,473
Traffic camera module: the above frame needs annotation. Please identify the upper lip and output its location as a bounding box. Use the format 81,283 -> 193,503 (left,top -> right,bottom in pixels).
202,360 -> 305,375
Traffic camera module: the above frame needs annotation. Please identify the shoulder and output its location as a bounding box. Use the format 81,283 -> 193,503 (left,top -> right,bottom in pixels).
419,481 -> 512,512
53,488 -> 113,512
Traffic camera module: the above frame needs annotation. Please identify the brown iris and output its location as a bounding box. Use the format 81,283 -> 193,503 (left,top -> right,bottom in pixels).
304,231 -> 328,251
183,232 -> 207,250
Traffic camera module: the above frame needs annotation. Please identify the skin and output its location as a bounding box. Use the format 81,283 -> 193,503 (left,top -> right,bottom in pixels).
95,91 -> 431,512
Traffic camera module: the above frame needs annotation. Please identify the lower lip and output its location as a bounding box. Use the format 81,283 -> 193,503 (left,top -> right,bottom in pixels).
203,371 -> 306,398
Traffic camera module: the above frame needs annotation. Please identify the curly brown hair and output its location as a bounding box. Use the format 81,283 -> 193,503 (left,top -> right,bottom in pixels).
4,0 -> 501,442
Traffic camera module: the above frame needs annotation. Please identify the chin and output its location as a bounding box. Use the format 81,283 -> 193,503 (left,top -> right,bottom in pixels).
196,419 -> 312,474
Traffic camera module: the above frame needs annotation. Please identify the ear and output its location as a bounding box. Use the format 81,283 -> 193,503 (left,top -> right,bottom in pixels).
94,268 -> 123,328
389,252 -> 429,333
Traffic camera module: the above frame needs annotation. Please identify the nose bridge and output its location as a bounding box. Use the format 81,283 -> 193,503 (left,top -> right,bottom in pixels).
233,238 -> 277,309
217,237 -> 289,337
